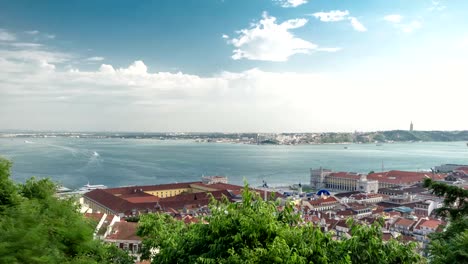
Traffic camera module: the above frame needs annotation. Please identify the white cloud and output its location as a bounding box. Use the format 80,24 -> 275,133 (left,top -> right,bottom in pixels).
221,34 -> 229,39
311,10 -> 367,32
1,56 -> 467,132
46,34 -> 56,39
85,56 -> 105,61
8,42 -> 43,48
399,21 -> 422,33
0,48 -> 72,63
317,47 -> 342,52
349,17 -> 367,32
276,0 -> 307,8
383,14 -> 403,23
0,29 -> 16,41
227,13 -> 318,61
383,15 -> 422,34
25,30 -> 40,35
312,10 -> 349,22
428,0 -> 446,11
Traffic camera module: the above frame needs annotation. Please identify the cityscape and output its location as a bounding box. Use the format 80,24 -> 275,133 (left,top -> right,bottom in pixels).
1,0 -> 468,263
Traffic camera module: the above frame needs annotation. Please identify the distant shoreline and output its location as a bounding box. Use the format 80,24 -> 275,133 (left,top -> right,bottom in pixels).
1,130 -> 468,145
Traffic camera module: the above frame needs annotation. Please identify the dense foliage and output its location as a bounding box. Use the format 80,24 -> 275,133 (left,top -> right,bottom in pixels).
423,179 -> 468,264
138,185 -> 422,264
0,157 -> 134,264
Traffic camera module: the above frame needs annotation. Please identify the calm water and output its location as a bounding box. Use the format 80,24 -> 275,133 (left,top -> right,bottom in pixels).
1,138 -> 467,189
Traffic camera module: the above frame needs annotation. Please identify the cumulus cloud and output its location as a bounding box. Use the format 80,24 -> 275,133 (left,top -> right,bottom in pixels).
312,10 -> 349,22
25,30 -> 40,35
0,29 -> 16,41
226,13 -> 338,61
8,42 -> 43,48
85,56 -> 105,61
383,15 -> 422,33
349,17 -> 367,32
1,28 -> 466,132
311,10 -> 367,32
276,0 -> 308,8
428,0 -> 446,11
399,21 -> 422,33
383,14 -> 403,23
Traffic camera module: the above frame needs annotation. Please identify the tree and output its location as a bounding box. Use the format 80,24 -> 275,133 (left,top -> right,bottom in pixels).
0,158 -> 19,210
138,184 -> 422,264
0,157 -> 134,264
423,178 -> 468,264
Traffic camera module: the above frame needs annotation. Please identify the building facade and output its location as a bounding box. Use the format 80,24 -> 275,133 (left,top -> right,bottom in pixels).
310,168 -> 378,193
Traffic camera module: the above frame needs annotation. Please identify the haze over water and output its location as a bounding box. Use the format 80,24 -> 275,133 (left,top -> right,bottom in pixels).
1,138 -> 467,189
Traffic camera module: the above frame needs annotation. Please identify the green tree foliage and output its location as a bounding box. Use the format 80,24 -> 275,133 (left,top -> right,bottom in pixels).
138,185 -> 422,264
423,179 -> 468,264
0,157 -> 134,264
0,158 -> 19,211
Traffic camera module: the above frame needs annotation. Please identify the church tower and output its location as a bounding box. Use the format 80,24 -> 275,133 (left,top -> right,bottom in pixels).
410,121 -> 414,131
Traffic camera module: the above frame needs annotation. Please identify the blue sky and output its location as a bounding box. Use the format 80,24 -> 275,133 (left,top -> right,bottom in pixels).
1,0 -> 467,132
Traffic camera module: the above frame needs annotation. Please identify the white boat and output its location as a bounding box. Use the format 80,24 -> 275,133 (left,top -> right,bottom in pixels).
56,185 -> 72,193
77,182 -> 107,193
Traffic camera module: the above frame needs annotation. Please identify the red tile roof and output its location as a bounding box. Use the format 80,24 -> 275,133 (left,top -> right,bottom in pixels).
124,196 -> 160,203
419,219 -> 443,229
105,221 -> 140,241
394,218 -> 416,227
368,170 -> 444,184
308,196 -> 339,206
328,172 -> 361,180
84,212 -> 104,223
105,182 -> 201,195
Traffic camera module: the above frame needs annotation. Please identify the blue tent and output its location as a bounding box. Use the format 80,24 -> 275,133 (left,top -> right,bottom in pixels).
316,189 -> 331,196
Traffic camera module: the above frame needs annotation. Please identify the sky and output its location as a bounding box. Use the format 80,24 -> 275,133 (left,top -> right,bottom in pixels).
0,0 -> 467,132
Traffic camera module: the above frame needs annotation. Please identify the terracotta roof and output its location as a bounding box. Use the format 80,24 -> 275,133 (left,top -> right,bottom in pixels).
328,172 -> 361,180
105,221 -> 140,241
84,212 -> 104,223
105,182 -> 201,195
308,196 -> 339,206
334,191 -> 360,198
394,218 -> 416,227
124,196 -> 160,203
350,193 -> 383,200
369,170 -> 444,184
419,219 -> 443,229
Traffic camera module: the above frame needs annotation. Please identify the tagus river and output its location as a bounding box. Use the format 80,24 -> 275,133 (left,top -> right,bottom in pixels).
1,138 -> 467,189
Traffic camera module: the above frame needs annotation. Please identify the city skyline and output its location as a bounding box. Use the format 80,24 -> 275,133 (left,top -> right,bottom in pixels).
1,0 -> 467,132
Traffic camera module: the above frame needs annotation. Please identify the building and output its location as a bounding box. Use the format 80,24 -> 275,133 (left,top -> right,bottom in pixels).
310,168 -> 378,192
414,200 -> 437,217
434,164 -> 468,173
105,221 -> 142,261
83,181 -> 281,217
348,193 -> 384,204
413,218 -> 444,246
367,170 -> 444,189
410,121 -> 413,131
202,175 -> 228,184
391,217 -> 416,235
302,196 -> 340,212
310,167 -> 333,190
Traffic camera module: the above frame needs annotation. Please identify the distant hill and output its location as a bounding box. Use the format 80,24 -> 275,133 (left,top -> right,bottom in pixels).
357,130 -> 468,143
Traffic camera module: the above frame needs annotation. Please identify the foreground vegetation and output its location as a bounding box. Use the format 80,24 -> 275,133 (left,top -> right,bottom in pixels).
0,158 -> 134,264
137,186 -> 422,264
